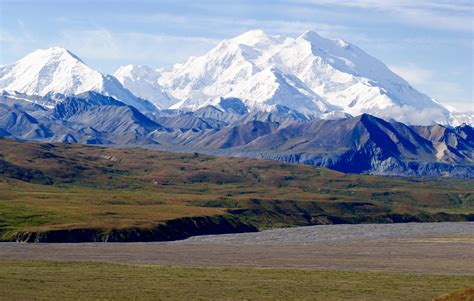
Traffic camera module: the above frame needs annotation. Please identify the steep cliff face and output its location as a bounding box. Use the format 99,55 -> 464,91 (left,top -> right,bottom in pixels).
15,215 -> 258,243
14,209 -> 473,243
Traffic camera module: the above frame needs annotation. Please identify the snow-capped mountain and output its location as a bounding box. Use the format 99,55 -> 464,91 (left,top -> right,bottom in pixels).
0,31 -> 468,125
114,64 -> 175,109
120,30 -> 451,124
157,30 -> 339,117
0,47 -> 157,113
0,36 -> 472,177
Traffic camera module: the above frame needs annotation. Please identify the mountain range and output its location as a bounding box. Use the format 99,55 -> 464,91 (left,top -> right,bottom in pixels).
1,30 -> 471,125
0,30 -> 472,177
0,91 -> 472,177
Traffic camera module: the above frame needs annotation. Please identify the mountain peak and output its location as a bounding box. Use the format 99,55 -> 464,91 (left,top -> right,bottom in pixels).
21,46 -> 85,65
298,31 -> 352,51
3,30 -> 462,126
43,46 -> 75,54
0,47 -> 101,97
154,30 -> 453,124
114,64 -> 175,109
233,29 -> 268,39
115,64 -> 157,79
0,47 -> 158,113
299,30 -> 323,40
115,64 -> 135,73
229,29 -> 275,47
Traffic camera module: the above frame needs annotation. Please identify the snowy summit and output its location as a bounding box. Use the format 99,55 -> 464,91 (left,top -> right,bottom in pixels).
151,30 -> 451,124
0,47 -> 156,113
0,30 -> 469,125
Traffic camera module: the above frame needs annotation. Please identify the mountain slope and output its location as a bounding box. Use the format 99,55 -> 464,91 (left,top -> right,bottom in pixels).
0,33 -> 468,126
0,91 -> 168,144
49,92 -> 169,144
124,30 -> 451,125
114,64 -> 175,109
190,114 -> 473,176
269,31 -> 448,122
0,90 -> 472,176
252,116 -> 473,176
0,104 -> 52,139
0,47 -> 157,113
157,30 -> 337,117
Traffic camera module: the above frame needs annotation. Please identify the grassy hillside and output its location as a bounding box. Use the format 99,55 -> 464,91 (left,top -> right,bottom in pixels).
0,260 -> 473,301
0,138 -> 473,241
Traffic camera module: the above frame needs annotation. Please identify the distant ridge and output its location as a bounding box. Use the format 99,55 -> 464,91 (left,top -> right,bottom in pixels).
0,91 -> 472,177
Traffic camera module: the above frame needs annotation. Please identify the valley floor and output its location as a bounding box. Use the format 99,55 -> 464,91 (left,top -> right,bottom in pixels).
1,223 -> 473,300
1,140 -> 473,299
0,260 -> 472,301
2,222 -> 473,275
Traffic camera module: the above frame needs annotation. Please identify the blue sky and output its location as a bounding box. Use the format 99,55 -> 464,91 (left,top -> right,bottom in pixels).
0,0 -> 472,110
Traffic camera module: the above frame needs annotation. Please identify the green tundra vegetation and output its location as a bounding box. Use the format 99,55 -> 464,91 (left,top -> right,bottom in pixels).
0,138 -> 473,241
0,260 -> 472,301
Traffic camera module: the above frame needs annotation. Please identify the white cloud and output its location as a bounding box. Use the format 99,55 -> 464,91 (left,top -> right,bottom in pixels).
291,0 -> 473,12
395,7 -> 473,32
296,0 -> 470,9
444,101 -> 474,112
289,0 -> 474,32
113,12 -> 350,38
388,63 -> 472,111
2,5 -> 470,112
0,19 -> 40,59
59,28 -> 122,60
56,28 -> 220,72
428,81 -> 472,110
388,63 -> 433,86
